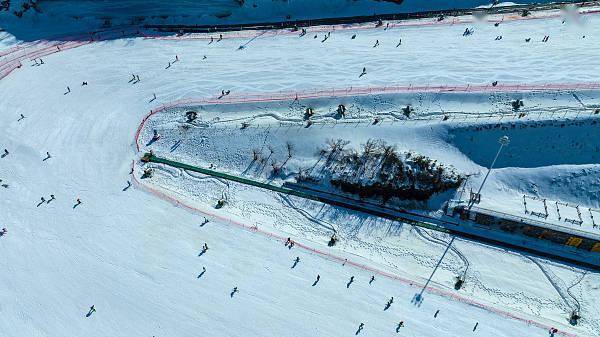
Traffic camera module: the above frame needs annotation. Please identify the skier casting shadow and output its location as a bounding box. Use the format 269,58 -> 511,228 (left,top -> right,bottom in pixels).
384,297 -> 393,311
291,257 -> 300,269
85,305 -> 96,317
198,243 -> 208,257
355,323 -> 364,335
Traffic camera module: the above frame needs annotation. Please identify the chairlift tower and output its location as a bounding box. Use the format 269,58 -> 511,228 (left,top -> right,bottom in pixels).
468,135 -> 510,209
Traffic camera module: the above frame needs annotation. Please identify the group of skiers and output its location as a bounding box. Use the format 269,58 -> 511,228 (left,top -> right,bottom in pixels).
36,194 -> 55,207
129,74 -> 141,84
1,143 -> 86,209
278,235 -> 491,335
284,237 -> 295,249
166,55 -> 179,69
208,34 -> 224,44
0,14 -> 569,336
35,194 -> 82,208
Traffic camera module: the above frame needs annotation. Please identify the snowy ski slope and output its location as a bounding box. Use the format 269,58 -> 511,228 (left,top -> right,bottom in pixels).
1,4 -> 600,337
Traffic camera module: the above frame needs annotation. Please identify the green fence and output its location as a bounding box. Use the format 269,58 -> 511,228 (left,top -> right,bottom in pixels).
145,153 -> 449,233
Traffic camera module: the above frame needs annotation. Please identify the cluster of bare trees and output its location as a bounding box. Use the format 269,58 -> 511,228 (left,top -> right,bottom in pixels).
251,141 -> 295,176
305,138 -> 463,202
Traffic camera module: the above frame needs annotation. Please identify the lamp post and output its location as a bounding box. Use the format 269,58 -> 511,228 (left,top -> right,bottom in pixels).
468,135 -> 510,209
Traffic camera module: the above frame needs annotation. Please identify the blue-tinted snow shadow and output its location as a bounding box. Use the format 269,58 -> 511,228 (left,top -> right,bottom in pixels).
450,118 -> 600,168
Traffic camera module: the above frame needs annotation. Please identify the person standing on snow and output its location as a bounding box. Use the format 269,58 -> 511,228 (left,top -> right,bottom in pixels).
356,322 -> 364,334
86,305 -> 96,317
359,67 -> 367,78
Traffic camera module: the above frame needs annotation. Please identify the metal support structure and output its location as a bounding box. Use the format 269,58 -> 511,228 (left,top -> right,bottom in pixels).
468,135 -> 509,209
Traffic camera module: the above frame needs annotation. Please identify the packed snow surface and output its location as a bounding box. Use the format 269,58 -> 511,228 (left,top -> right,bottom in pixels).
1,4 -> 600,337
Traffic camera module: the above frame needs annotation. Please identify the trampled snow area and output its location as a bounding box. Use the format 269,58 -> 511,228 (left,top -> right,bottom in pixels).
1,4 -> 600,337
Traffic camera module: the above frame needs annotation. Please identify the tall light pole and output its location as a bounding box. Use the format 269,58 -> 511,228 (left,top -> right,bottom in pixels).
468,135 -> 510,209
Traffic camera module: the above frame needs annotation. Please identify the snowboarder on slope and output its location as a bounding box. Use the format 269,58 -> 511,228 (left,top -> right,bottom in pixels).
359,67 -> 367,78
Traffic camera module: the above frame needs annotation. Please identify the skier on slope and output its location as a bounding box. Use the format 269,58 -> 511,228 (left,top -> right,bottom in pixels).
359,67 -> 367,78
86,305 -> 96,317
152,129 -> 161,141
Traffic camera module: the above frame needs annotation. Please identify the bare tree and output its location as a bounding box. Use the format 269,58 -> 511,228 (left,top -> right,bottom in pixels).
252,148 -> 261,162
271,161 -> 281,175
382,143 -> 397,160
286,141 -> 294,159
362,139 -> 378,156
325,138 -> 350,164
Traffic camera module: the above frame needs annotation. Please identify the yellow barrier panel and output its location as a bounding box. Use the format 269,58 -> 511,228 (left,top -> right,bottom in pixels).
566,237 -> 583,248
